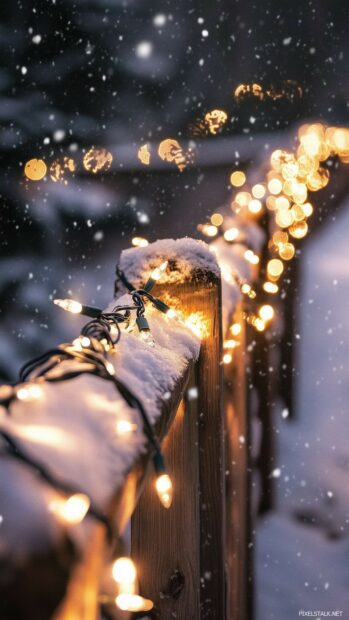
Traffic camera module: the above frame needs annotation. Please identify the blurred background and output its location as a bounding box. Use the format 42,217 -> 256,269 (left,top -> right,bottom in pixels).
1,0 -> 349,617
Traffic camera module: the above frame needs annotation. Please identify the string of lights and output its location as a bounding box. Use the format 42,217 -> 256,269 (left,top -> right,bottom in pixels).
0,260 -> 187,613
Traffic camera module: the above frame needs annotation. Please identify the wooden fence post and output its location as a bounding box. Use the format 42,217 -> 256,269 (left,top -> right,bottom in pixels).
131,270 -> 225,619
224,304 -> 252,620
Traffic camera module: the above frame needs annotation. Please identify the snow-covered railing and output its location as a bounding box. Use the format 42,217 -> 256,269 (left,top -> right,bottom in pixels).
1,238 -> 246,620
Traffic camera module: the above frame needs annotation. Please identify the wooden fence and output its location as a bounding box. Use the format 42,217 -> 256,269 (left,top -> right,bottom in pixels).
0,241 -> 254,620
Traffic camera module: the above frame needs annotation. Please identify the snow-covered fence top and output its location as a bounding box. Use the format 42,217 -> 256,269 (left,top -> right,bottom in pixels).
0,237 -> 225,620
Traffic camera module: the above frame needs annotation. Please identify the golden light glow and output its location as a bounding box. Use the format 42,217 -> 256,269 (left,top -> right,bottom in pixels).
83,147 -> 113,173
230,323 -> 242,336
184,312 -> 209,339
235,191 -> 251,207
72,336 -> 91,350
263,281 -> 279,294
50,493 -> 90,524
166,308 -> 178,320
289,221 -> 308,239
278,242 -> 295,261
116,420 -> 138,435
248,199 -> 262,214
241,282 -> 256,298
275,209 -> 294,228
275,195 -> 290,210
302,202 -> 314,217
137,144 -> 151,165
198,224 -> 218,237
223,339 -> 239,349
244,249 -> 259,265
223,352 -> 233,364
267,259 -> 284,280
155,473 -> 173,508
132,237 -> 149,247
24,158 -> 47,181
230,170 -> 246,187
252,183 -> 265,199
258,304 -> 274,322
50,157 -> 76,184
112,557 -> 137,589
204,109 -> 228,134
210,213 -> 224,227
158,139 -> 186,171
150,261 -> 168,281
224,227 -> 239,242
16,384 -> 43,402
254,317 -> 266,332
268,177 -> 283,195
116,594 -> 153,612
53,298 -> 83,314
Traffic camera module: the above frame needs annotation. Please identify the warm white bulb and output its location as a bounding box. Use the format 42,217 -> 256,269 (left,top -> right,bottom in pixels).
166,308 -> 178,320
140,330 -> 156,347
53,298 -> 83,314
116,420 -> 138,435
151,261 -> 168,281
16,384 -> 43,402
230,323 -> 242,336
105,361 -> 115,376
155,473 -> 173,508
115,594 -> 153,612
50,493 -> 90,524
72,336 -> 90,350
259,304 -> 274,322
112,557 -> 137,587
223,353 -> 233,364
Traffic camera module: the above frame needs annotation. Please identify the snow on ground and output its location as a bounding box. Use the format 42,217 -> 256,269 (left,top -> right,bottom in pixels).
257,203 -> 349,618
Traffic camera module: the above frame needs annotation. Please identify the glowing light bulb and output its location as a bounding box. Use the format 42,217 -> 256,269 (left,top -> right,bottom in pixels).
116,420 -> 138,435
116,594 -> 153,612
50,493 -> 90,524
199,224 -> 218,237
278,242 -> 295,261
230,170 -> 246,187
230,323 -> 242,336
210,213 -> 224,226
105,361 -> 115,375
150,261 -> 168,281
112,557 -> 137,591
132,237 -> 149,248
53,298 -> 83,314
241,283 -> 256,298
224,227 -> 239,242
254,317 -> 266,332
267,259 -> 284,280
72,336 -> 91,350
248,199 -> 262,214
223,353 -> 233,364
268,177 -> 283,195
258,304 -> 274,322
289,221 -> 308,239
155,473 -> 173,508
166,308 -> 178,320
16,384 -> 43,402
244,249 -> 259,264
252,183 -> 265,199
263,281 -> 279,294
223,339 -> 239,349
140,330 -> 156,347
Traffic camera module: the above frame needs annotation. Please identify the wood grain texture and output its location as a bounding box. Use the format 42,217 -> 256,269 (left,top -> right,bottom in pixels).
131,275 -> 224,620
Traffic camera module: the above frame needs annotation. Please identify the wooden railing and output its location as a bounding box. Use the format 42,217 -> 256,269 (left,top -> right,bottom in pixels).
0,240 -> 253,620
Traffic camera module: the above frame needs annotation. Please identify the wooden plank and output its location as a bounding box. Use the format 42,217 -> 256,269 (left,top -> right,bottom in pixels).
131,274 -> 225,619
52,367 -> 192,620
224,305 -> 251,620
